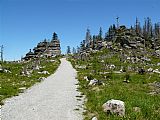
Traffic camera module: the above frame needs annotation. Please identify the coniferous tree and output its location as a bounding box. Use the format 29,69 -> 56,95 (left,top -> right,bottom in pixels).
77,46 -> 80,53
154,23 -> 160,38
98,27 -> 103,41
147,17 -> 152,37
105,24 -> 116,41
85,28 -> 92,48
143,17 -> 152,39
72,47 -> 76,54
80,40 -> 86,51
135,17 -> 141,35
66,46 -> 71,54
92,35 -> 97,49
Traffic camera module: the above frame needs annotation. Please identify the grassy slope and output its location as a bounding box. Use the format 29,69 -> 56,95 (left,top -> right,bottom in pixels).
0,57 -> 61,105
69,50 -> 160,120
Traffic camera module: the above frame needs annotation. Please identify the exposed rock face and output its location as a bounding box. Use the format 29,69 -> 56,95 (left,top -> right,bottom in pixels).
23,32 -> 61,61
102,99 -> 125,116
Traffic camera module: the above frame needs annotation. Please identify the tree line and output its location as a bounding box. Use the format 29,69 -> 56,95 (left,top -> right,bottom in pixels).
66,17 -> 160,54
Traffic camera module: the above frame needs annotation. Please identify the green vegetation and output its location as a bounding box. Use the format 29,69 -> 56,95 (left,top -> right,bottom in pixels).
68,18 -> 160,119
69,49 -> 160,120
0,57 -> 60,105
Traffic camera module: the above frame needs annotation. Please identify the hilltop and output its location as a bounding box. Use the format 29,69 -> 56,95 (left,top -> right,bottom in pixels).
69,18 -> 160,120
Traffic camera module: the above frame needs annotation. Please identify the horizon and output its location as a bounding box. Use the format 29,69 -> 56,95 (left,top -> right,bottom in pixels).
0,0 -> 160,61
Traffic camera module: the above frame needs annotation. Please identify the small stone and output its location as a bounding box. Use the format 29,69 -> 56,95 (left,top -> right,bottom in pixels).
119,69 -> 123,73
42,71 -> 49,74
50,60 -> 55,62
88,79 -> 98,86
147,68 -> 153,72
153,69 -> 160,74
19,87 -> 26,93
123,79 -> 130,83
113,71 -> 122,74
0,105 -> 1,118
38,77 -> 46,81
38,71 -> 50,74
92,116 -> 98,120
101,60 -> 104,63
4,69 -> 12,73
84,76 -> 89,81
88,79 -> 104,86
133,107 -> 141,112
109,64 -> 115,69
138,68 -> 145,74
157,63 -> 160,66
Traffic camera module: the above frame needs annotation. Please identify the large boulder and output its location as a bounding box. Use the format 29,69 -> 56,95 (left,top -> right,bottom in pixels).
102,99 -> 125,116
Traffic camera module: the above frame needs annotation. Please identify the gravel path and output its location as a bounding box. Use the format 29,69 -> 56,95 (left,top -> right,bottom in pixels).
1,58 -> 83,120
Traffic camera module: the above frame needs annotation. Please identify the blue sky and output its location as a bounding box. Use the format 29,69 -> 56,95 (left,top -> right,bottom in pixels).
0,0 -> 160,60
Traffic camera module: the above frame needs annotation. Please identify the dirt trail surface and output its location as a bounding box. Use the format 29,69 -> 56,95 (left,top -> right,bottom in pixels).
1,58 -> 83,120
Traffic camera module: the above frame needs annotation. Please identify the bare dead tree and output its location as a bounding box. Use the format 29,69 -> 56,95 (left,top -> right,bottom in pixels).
0,45 -> 4,62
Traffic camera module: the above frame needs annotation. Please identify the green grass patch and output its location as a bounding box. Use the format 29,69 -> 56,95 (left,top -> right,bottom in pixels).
0,57 -> 61,105
69,49 -> 160,120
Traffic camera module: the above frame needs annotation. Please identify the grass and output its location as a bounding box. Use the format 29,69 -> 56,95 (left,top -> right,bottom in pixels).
0,57 -> 61,105
69,49 -> 160,120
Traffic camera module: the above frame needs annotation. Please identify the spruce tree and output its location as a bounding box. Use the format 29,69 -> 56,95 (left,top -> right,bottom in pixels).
66,46 -> 71,54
